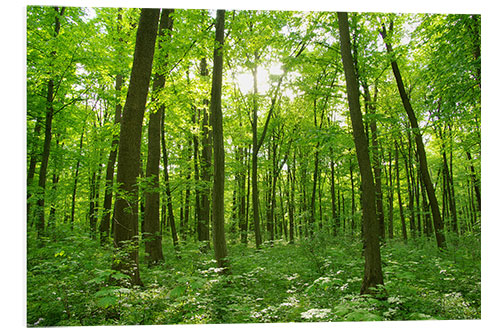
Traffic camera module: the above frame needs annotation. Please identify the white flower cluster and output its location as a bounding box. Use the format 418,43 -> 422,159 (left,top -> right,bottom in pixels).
300,308 -> 332,319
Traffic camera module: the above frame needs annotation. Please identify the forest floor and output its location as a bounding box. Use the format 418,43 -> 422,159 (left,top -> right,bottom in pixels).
27,227 -> 481,326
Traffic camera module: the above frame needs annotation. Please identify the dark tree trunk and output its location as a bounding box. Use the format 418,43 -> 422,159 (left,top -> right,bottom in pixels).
311,143 -> 320,235
210,9 -> 229,269
363,83 -> 385,241
401,136 -> 416,238
251,64 -> 263,248
100,73 -> 123,244
143,9 -> 174,265
338,12 -> 384,295
27,118 -> 42,225
112,8 -> 160,286
395,141 -> 407,241
349,155 -> 356,235
238,146 -> 248,244
466,151 -> 481,212
47,137 -> 62,228
70,124 -> 85,229
288,150 -> 296,243
381,23 -> 446,249
193,108 -> 202,239
101,9 -> 125,244
330,154 -> 339,236
199,57 -> 211,248
160,114 -> 179,250
386,148 -> 394,239
34,7 -> 65,237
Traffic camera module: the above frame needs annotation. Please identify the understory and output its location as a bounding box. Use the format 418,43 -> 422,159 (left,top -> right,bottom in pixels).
27,227 -> 480,326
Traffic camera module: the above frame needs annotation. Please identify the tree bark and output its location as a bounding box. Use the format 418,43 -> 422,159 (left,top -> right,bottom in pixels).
143,9 -> 174,264
70,123 -> 85,229
100,9 -> 125,244
199,57 -> 211,248
395,141 -> 408,241
34,7 -> 65,236
338,12 -> 384,295
466,150 -> 481,211
210,9 -> 229,269
330,153 -> 339,236
160,112 -> 179,250
113,8 -> 160,285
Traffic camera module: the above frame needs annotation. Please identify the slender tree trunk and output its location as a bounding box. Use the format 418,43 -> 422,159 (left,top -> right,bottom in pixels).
160,113 -> 179,250
386,148 -> 394,239
381,23 -> 446,249
401,136 -> 416,238
288,150 -> 296,243
349,155 -> 356,235
251,72 -> 263,248
27,118 -> 42,225
338,12 -> 384,295
311,143 -> 320,235
199,57 -> 211,248
70,124 -> 85,229
363,84 -> 385,241
112,8 -> 160,285
395,141 -> 407,241
100,9 -> 125,244
100,74 -> 123,243
193,108 -> 202,238
238,146 -> 248,244
466,151 -> 481,211
34,7 -> 65,237
330,153 -> 339,236
210,9 -> 229,269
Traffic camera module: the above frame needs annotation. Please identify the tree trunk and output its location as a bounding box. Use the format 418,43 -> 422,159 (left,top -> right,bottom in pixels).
401,136 -> 416,238
160,113 -> 179,250
27,118 -> 42,225
330,153 -> 339,236
143,9 -> 174,265
349,155 -> 356,235
34,7 -> 65,237
101,9 -> 125,244
101,74 -> 123,243
113,8 -> 160,286
288,149 -> 296,243
70,123 -> 85,229
363,83 -> 385,241
381,23 -> 446,249
210,9 -> 229,269
199,57 -> 211,249
395,141 -> 407,241
338,12 -> 384,295
386,148 -> 394,239
238,145 -> 248,244
466,151 -> 481,212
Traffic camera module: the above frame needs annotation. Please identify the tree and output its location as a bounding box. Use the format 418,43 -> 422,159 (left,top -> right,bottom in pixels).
210,9 -> 229,269
144,8 -> 175,265
33,6 -> 65,236
113,8 -> 160,285
100,9 -> 124,244
337,11 -> 384,295
380,21 -> 446,249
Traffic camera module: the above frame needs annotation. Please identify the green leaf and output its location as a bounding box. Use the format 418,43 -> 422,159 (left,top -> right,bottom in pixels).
96,296 -> 118,308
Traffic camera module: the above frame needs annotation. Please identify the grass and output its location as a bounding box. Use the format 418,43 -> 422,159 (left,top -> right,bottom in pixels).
26,226 -> 480,326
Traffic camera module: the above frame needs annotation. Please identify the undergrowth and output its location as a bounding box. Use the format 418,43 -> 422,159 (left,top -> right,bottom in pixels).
27,227 -> 480,326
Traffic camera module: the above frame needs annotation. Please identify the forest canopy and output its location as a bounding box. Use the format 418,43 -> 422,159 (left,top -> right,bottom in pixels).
24,3 -> 482,327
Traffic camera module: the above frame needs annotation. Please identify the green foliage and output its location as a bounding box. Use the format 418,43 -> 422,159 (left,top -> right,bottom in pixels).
28,229 -> 480,326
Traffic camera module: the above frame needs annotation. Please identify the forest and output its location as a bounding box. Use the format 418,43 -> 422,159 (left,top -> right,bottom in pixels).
25,4 -> 481,327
